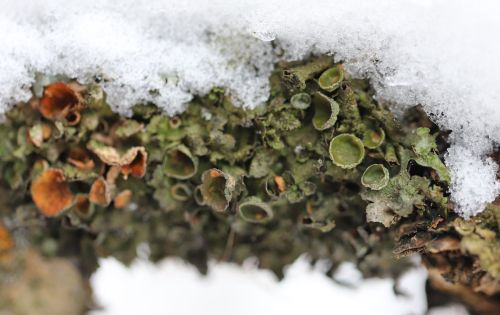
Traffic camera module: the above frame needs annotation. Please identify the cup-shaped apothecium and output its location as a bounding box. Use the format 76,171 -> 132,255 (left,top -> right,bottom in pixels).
290,92 -> 311,110
31,168 -> 75,217
169,116 -> 182,129
67,147 -> 95,171
120,148 -> 148,179
264,174 -> 290,198
318,64 -> 344,92
329,133 -> 365,169
361,164 -> 390,190
73,195 -> 95,219
88,144 -> 148,179
162,145 -> 198,180
39,82 -> 82,123
193,185 -> 205,206
312,92 -> 340,131
89,178 -> 112,207
363,127 -> 386,149
200,168 -> 236,213
170,183 -> 192,202
237,196 -> 274,224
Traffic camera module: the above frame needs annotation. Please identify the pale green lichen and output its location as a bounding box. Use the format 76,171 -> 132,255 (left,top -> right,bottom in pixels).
312,92 -> 340,131
329,133 -> 365,169
163,145 -> 198,180
237,196 -> 274,224
290,93 -> 311,110
362,127 -> 385,149
408,127 -> 450,183
318,64 -> 344,92
361,164 -> 390,190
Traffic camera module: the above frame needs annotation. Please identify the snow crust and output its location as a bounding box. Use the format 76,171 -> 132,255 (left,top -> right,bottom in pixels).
2,0 -> 500,217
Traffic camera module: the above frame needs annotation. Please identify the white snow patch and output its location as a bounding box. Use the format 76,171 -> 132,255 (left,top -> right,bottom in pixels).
90,257 -> 429,315
2,0 -> 500,217
445,147 -> 500,218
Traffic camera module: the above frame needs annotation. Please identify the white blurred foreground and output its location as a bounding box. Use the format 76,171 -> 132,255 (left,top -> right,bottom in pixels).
90,257 -> 467,315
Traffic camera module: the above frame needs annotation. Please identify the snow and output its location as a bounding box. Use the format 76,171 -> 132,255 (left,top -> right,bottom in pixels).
2,0 -> 500,217
90,257 -> 430,315
445,147 -> 500,218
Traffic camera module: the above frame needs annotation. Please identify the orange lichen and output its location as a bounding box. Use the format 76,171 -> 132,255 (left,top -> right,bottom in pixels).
89,178 -> 111,207
114,190 -> 133,209
39,82 -> 82,121
209,169 -> 222,178
274,176 -> 286,193
74,195 -> 89,210
120,149 -> 148,179
31,169 -> 74,217
90,145 -> 148,179
0,222 -> 13,254
65,110 -> 81,126
106,165 -> 122,184
74,195 -> 92,218
67,148 -> 95,171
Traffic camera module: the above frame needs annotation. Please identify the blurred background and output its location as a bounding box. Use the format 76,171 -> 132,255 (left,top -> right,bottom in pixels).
89,256 -> 469,315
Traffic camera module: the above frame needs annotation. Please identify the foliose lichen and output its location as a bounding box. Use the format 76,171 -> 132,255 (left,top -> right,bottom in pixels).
0,55 -> 498,313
